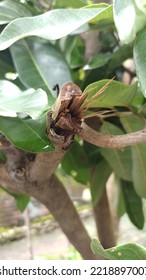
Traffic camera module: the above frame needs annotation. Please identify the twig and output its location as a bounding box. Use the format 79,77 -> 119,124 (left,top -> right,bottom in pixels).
78,122 -> 146,149
38,0 -> 50,9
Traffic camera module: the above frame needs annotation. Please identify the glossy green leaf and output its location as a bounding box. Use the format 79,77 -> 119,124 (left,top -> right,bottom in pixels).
10,39 -> 71,98
85,4 -> 113,24
120,114 -> 146,198
0,80 -> 48,119
120,179 -> 144,229
0,0 -> 32,25
100,122 -> 132,181
84,53 -> 110,70
0,79 -> 21,95
91,238 -> 146,260
0,6 -> 112,50
113,0 -> 146,44
0,115 -> 54,152
134,27 -> 146,97
90,159 -> 112,205
83,80 -> 137,108
61,141 -> 89,185
63,36 -> 85,69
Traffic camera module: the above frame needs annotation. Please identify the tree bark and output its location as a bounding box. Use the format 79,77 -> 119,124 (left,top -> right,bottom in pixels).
79,122 -> 146,149
0,138 -> 99,259
93,188 -> 116,248
84,117 -> 119,249
27,174 -> 97,260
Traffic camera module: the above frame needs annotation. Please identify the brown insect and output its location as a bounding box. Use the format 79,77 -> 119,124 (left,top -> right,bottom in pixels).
47,79 -> 114,149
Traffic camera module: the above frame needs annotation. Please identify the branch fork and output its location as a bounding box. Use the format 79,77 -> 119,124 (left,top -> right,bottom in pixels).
47,81 -> 146,150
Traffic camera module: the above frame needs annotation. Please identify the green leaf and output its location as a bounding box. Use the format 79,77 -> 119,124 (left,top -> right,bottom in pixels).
115,177 -> 125,217
0,80 -> 48,119
62,36 -> 85,69
90,159 -> 112,205
139,103 -> 146,115
83,142 -> 102,165
113,0 -> 146,44
12,193 -> 30,212
0,7 -> 112,50
120,114 -> 146,198
134,27 -> 146,97
0,50 -> 14,78
1,186 -> 30,212
0,79 -> 21,95
84,53 -> 110,70
91,238 -> 146,260
135,0 -> 146,14
0,0 -> 32,25
85,4 -> 113,24
120,179 -> 144,229
100,122 -> 132,181
84,44 -> 133,71
10,39 -> 71,98
91,238 -> 109,259
0,115 -> 54,152
83,80 -> 137,108
61,141 -> 89,184
108,44 -> 133,70
56,0 -> 86,8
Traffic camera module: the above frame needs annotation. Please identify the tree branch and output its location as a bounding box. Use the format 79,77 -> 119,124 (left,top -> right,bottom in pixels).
0,164 -> 23,194
93,188 -> 116,248
29,148 -> 65,185
27,174 -> 98,259
0,133 -> 11,149
28,126 -> 71,185
0,134 -> 100,259
38,0 -> 50,9
78,122 -> 146,149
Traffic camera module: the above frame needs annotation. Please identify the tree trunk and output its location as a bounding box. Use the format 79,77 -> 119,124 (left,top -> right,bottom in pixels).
0,137 -> 99,259
27,174 -> 97,259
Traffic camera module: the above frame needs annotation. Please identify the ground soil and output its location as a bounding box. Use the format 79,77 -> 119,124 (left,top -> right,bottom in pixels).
0,213 -> 146,260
